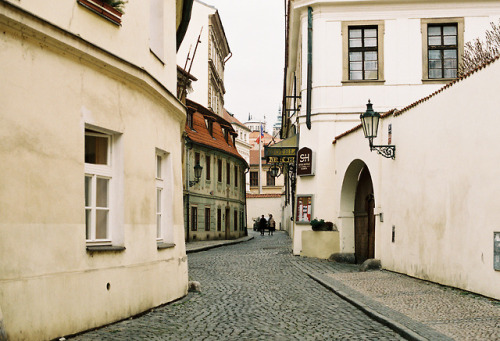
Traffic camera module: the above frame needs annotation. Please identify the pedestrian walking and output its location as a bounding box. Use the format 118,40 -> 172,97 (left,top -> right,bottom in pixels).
268,214 -> 276,235
259,215 -> 267,235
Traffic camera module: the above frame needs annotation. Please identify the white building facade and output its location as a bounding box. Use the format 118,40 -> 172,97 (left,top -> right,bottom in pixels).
283,0 -> 500,299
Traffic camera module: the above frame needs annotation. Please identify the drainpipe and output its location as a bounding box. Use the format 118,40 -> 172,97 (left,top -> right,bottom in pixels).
185,142 -> 191,242
306,6 -> 313,130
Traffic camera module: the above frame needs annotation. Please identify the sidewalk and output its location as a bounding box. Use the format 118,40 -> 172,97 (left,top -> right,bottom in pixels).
187,232 -> 499,340
185,234 -> 254,253
294,257 -> 499,341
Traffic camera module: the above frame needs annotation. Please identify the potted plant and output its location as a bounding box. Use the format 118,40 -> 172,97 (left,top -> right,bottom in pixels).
310,219 -> 337,231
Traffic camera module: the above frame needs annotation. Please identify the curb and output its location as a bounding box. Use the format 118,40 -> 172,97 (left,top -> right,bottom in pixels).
186,236 -> 254,254
303,270 -> 429,341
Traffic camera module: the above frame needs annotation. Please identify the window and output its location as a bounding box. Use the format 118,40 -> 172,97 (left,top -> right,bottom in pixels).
266,171 -> 275,187
195,152 -> 200,166
206,155 -> 211,181
250,171 -> 258,187
240,211 -> 245,231
234,210 -> 238,231
218,158 -> 222,182
226,162 -> 231,185
191,206 -> 198,231
342,21 -> 385,83
428,25 -> 458,79
149,0 -> 164,62
187,112 -> 193,130
217,208 -> 222,231
205,207 -> 211,231
155,149 -> 174,246
207,119 -> 213,136
156,153 -> 163,240
234,165 -> 239,187
85,129 -> 116,244
349,26 -> 378,80
422,18 -> 463,81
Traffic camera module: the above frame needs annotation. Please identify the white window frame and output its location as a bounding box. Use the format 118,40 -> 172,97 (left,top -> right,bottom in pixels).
85,125 -> 124,247
156,148 -> 174,244
85,130 -> 113,244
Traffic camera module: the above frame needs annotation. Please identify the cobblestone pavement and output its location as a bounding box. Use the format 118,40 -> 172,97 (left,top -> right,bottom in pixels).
69,231 -> 406,340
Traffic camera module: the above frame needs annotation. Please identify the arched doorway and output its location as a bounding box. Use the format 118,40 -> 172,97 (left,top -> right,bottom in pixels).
354,167 -> 375,263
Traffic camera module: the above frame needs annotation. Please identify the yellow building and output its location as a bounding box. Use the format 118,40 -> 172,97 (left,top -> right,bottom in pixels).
0,0 -> 193,339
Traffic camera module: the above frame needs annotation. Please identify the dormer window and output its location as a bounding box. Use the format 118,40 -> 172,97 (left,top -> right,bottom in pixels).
224,129 -> 229,143
205,119 -> 213,136
187,112 -> 193,130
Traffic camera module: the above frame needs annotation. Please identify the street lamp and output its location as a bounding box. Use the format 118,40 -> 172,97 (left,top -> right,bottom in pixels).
360,100 -> 396,159
189,163 -> 203,186
269,165 -> 281,178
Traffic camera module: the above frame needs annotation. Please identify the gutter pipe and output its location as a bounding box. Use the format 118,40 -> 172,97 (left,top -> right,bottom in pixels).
306,6 -> 312,130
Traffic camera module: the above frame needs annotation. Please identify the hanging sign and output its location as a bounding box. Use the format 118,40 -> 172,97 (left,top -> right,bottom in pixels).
297,147 -> 313,176
264,147 -> 297,164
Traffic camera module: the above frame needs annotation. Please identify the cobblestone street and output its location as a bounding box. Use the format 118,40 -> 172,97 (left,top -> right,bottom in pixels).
69,232 -> 405,340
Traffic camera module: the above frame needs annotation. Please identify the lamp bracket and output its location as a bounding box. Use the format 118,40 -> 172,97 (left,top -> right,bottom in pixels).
189,179 -> 200,187
370,143 -> 396,159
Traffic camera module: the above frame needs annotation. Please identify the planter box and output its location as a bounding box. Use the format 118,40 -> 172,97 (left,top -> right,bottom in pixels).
301,230 -> 340,259
77,0 -> 122,25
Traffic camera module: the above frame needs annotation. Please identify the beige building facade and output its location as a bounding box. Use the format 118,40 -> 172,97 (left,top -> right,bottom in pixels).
0,0 -> 192,339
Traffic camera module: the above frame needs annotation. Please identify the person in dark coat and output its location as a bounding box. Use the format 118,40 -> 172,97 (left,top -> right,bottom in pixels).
259,215 -> 267,235
268,214 -> 276,236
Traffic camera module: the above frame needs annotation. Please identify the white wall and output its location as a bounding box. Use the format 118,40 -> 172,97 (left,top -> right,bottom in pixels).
333,59 -> 500,299
247,196 -> 284,231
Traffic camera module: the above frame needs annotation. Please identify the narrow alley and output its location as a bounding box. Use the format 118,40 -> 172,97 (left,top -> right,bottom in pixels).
68,232 -> 498,340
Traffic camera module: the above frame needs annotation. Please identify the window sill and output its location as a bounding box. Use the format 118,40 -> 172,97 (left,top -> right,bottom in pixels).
77,0 -> 122,26
157,242 -> 176,250
341,80 -> 386,86
86,245 -> 126,253
421,78 -> 456,84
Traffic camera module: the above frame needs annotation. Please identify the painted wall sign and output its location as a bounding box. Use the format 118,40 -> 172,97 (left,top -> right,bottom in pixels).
296,195 -> 312,223
297,147 -> 313,176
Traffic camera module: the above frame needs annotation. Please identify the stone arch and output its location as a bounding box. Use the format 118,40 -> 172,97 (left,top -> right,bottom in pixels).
339,160 -> 375,263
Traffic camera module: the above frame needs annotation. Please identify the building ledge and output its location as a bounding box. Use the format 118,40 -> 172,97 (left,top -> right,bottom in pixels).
157,242 -> 176,250
86,245 -> 126,253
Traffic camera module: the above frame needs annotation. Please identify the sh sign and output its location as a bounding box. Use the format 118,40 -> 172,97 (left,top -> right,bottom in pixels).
297,147 -> 313,176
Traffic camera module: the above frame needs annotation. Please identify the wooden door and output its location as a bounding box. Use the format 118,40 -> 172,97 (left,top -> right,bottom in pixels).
354,167 -> 375,264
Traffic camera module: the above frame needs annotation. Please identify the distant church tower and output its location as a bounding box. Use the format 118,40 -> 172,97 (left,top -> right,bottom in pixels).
272,106 -> 282,137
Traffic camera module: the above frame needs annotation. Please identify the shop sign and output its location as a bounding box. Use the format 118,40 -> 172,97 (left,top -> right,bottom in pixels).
297,147 -> 313,176
265,147 -> 297,164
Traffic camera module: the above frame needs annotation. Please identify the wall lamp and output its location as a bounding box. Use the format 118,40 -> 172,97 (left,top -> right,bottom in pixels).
360,100 -> 396,159
189,163 -> 203,187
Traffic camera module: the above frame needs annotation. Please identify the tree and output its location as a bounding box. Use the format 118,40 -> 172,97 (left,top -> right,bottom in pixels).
459,20 -> 500,76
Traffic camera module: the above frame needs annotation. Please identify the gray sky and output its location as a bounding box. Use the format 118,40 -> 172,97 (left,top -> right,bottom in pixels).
202,0 -> 285,129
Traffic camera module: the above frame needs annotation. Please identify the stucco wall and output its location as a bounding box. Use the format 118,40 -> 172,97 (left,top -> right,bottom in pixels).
333,60 -> 500,299
0,2 -> 188,339
247,196 -> 284,231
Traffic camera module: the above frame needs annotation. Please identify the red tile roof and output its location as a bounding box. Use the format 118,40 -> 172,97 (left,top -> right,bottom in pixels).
185,99 -> 247,166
